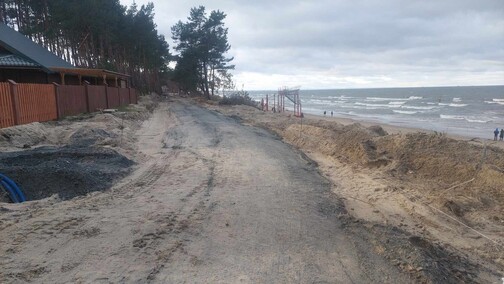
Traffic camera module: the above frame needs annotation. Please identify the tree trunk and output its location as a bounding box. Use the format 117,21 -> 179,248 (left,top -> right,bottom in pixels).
210,65 -> 216,96
203,61 -> 210,99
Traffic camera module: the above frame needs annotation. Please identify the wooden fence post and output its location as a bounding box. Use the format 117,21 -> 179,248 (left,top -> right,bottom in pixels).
84,81 -> 91,113
104,83 -> 109,109
118,87 -> 123,106
52,82 -> 62,119
7,80 -> 20,125
123,87 -> 131,105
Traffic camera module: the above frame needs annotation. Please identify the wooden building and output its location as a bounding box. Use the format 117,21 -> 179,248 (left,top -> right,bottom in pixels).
0,23 -> 130,87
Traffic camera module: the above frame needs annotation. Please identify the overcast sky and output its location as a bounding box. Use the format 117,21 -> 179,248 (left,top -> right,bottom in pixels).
120,0 -> 504,90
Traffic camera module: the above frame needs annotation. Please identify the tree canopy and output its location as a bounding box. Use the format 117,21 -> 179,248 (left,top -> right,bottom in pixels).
0,3 -> 236,96
171,6 -> 234,98
0,0 -> 170,92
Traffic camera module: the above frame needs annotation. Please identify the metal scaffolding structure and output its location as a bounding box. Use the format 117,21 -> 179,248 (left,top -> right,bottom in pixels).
278,86 -> 302,117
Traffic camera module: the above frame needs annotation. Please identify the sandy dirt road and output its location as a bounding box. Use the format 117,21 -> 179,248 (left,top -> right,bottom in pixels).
0,99 -> 410,283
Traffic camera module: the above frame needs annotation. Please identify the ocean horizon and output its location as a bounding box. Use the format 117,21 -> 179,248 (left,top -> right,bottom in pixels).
248,85 -> 504,140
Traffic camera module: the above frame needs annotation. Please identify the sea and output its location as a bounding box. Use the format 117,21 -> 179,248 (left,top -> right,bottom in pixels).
248,85 -> 504,139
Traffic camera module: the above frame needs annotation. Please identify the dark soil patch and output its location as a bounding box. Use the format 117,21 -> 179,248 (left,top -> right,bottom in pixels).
0,146 -> 133,201
343,220 -> 497,283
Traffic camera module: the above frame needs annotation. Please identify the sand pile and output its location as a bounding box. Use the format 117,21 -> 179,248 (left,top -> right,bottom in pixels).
281,121 -> 504,222
212,104 -> 504,208
0,94 -> 158,202
0,123 -> 49,149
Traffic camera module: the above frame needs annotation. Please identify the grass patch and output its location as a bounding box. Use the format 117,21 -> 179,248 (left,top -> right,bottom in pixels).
219,91 -> 258,108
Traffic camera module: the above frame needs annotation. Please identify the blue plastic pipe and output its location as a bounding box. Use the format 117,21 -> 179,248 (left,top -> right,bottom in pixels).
0,174 -> 25,203
0,180 -> 19,203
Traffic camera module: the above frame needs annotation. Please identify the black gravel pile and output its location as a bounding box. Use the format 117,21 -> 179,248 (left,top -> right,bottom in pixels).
0,146 -> 134,201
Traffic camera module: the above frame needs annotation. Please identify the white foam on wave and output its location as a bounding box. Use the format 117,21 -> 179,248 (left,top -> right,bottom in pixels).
364,96 -> 422,102
393,110 -> 418,114
328,95 -> 354,100
311,101 -> 343,107
365,97 -> 407,102
355,102 -> 401,108
466,119 -> 490,123
440,115 -> 465,120
438,103 -> 467,107
438,102 -> 467,107
310,99 -> 334,105
493,98 -> 504,102
351,102 -> 437,110
484,100 -> 504,105
341,105 -> 383,110
453,97 -> 462,102
400,105 -> 437,110
440,114 -> 491,123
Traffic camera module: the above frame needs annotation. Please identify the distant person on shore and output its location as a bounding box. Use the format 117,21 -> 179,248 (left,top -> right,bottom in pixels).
494,128 -> 499,140
324,111 -> 326,116
500,128 -> 504,141
331,111 -> 333,117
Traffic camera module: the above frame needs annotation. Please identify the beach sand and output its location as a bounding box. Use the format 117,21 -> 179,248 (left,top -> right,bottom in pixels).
205,102 -> 504,274
302,113 -> 504,150
0,95 -> 501,282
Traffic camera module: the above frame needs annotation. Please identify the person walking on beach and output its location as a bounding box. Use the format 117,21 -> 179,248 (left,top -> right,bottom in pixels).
324,111 -> 326,116
494,128 -> 499,141
500,128 -> 504,141
331,111 -> 333,117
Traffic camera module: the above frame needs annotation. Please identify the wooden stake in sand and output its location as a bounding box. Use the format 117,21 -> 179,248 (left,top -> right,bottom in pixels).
439,178 -> 475,195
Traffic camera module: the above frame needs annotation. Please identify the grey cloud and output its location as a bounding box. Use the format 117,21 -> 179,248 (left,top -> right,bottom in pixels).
120,0 -> 504,88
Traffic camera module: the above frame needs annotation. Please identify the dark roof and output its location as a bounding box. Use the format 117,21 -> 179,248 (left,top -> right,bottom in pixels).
0,53 -> 40,67
51,67 -> 131,79
0,23 -> 74,72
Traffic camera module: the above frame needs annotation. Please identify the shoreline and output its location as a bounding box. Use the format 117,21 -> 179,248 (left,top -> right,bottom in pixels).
300,112 -> 504,149
250,85 -> 504,142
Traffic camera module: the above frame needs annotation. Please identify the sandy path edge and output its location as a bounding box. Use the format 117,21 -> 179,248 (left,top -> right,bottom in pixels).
201,99 -> 504,282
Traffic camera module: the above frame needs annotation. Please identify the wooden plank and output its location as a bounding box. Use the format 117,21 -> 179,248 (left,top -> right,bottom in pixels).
0,83 -> 15,128
57,85 -> 87,117
119,88 -> 130,106
130,88 -> 137,104
16,83 -> 57,125
107,87 -> 120,108
87,85 -> 107,112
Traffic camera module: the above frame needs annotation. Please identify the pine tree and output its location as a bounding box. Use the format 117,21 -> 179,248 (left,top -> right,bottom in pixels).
171,6 -> 234,98
0,0 -> 170,92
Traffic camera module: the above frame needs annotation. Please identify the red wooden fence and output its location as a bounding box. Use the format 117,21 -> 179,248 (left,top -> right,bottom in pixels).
129,88 -> 137,104
0,81 -> 138,129
106,87 -> 120,109
87,85 -> 108,111
13,83 -> 57,125
119,88 -> 130,106
0,83 -> 14,128
56,85 -> 87,118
